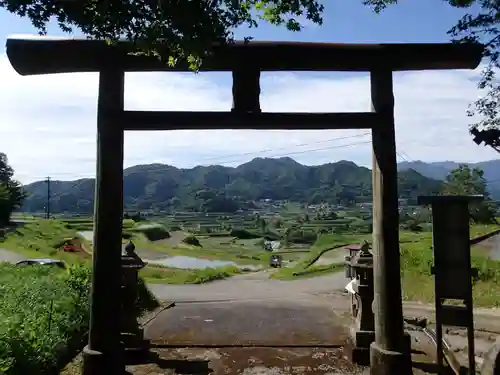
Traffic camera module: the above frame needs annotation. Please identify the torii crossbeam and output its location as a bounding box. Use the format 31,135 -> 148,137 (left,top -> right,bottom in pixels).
5,35 -> 484,375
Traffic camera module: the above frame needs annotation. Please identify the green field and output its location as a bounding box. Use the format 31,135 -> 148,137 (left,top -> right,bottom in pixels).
5,211 -> 500,307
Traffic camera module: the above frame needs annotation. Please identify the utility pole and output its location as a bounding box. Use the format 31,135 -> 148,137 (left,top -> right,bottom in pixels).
45,176 -> 51,219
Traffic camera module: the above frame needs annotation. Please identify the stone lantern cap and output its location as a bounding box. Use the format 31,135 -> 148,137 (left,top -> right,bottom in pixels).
351,241 -> 373,269
122,240 -> 146,269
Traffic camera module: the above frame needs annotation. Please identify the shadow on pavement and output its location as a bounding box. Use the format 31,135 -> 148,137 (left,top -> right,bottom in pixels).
127,350 -> 213,374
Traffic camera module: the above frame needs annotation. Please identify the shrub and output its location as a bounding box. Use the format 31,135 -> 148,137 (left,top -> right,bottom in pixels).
182,235 -> 201,246
124,212 -> 143,222
122,219 -> 136,228
132,224 -> 170,241
287,229 -> 317,244
0,263 -> 158,375
0,263 -> 90,375
263,230 -> 281,241
122,231 -> 133,239
230,228 -> 260,240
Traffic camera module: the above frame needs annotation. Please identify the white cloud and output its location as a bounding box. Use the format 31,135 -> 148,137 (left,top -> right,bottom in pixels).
0,52 -> 497,184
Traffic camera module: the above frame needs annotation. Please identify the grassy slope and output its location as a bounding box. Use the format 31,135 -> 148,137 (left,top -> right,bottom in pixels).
271,233 -> 369,280
7,219 -> 500,299
140,264 -> 243,284
401,223 -> 500,307
270,223 -> 500,308
121,223 -> 270,266
0,219 -> 244,285
0,220 -> 91,265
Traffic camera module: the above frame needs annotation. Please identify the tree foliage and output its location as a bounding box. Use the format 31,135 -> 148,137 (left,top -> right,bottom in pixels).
0,0 -> 323,69
365,0 -> 500,134
0,153 -> 25,225
442,164 -> 497,223
5,0 -> 500,129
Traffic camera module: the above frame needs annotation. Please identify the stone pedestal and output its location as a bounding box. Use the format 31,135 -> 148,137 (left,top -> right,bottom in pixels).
82,345 -> 124,375
348,329 -> 375,365
369,332 -> 412,375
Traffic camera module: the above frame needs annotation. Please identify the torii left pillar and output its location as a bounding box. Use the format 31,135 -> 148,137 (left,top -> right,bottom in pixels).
83,68 -> 126,375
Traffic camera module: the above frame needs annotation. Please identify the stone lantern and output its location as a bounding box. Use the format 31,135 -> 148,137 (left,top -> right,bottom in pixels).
121,240 -> 148,359
347,241 -> 375,365
344,244 -> 363,279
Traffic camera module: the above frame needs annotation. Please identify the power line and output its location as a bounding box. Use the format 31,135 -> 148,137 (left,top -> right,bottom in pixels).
399,151 -> 414,162
44,139 -> 372,180
23,136 -> 500,186
396,152 -> 409,163
21,132 -> 372,180
196,132 -> 371,163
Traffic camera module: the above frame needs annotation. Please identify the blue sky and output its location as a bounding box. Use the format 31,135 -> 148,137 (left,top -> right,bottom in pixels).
0,0 -> 497,183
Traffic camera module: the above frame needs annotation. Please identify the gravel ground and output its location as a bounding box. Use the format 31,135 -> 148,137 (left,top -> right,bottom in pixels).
126,346 -> 369,375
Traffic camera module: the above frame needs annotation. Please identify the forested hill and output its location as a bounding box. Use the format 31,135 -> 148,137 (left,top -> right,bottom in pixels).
21,157 -> 442,213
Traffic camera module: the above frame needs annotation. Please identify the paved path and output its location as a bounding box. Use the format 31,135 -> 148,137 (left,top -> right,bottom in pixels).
148,270 -> 347,302
0,248 -> 25,263
146,297 -> 349,346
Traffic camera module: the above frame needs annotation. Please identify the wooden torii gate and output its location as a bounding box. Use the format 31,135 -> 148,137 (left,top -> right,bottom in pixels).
5,36 -> 483,375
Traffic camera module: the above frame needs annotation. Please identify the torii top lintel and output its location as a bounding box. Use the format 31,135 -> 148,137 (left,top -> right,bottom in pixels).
6,35 -> 484,76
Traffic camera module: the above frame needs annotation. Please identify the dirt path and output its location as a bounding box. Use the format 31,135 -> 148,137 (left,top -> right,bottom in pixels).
161,230 -> 187,247
314,247 -> 348,266
473,233 -> 500,260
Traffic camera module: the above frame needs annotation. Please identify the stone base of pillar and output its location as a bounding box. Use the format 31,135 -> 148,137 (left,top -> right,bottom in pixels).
347,329 -> 375,366
121,327 -> 150,364
369,333 -> 413,375
82,345 -> 124,375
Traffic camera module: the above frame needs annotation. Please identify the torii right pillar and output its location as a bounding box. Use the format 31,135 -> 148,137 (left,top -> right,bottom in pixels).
370,69 -> 413,375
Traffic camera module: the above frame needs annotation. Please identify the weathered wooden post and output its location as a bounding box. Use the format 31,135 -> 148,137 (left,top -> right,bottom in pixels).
418,195 -> 482,375
82,68 -> 126,375
231,64 -> 261,113
370,70 -> 412,375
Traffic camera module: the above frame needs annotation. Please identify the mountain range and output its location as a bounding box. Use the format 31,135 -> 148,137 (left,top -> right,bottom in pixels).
20,157 -> 447,214
397,159 -> 500,198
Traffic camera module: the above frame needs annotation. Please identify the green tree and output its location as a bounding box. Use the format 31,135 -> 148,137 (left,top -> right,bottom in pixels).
442,164 -> 497,223
0,153 -> 26,225
364,0 -> 500,134
258,217 -> 267,233
1,0 -> 323,69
